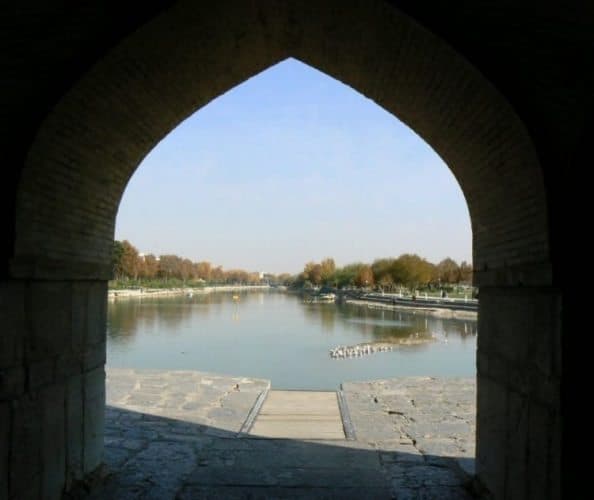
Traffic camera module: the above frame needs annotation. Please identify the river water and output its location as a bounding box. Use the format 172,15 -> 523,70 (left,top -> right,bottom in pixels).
106,290 -> 477,390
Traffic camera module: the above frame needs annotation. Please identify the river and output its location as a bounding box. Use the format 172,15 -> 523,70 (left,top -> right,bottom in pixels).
106,290 -> 477,390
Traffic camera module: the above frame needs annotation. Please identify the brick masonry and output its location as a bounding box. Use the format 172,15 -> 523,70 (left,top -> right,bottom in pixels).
13,1 -> 549,281
0,281 -> 106,499
0,0 -> 582,498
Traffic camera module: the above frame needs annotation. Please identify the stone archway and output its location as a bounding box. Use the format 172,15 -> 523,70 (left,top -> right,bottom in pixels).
5,1 -> 558,498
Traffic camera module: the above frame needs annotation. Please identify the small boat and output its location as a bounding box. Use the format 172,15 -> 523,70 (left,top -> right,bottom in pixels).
232,294 -> 240,301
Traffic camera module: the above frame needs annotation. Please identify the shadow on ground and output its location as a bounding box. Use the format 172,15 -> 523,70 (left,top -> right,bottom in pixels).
76,406 -> 477,500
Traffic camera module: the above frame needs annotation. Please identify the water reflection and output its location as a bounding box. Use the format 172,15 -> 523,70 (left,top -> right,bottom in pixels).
300,300 -> 477,348
108,291 -> 478,345
107,292 -> 242,339
107,291 -> 477,389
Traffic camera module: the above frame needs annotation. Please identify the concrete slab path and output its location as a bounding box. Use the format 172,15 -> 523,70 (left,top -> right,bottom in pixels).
249,391 -> 345,439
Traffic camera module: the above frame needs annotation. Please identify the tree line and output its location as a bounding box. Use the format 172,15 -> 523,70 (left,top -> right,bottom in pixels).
293,255 -> 472,291
112,240 -> 472,291
111,240 -> 275,286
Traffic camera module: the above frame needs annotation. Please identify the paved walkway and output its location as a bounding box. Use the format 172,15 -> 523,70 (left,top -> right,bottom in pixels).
84,369 -> 476,499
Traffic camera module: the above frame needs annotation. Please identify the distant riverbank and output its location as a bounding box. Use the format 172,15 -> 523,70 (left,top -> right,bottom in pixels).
344,297 -> 477,319
108,284 -> 270,300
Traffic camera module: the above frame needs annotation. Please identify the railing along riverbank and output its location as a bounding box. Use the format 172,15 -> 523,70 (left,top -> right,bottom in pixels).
108,284 -> 271,300
338,290 -> 478,313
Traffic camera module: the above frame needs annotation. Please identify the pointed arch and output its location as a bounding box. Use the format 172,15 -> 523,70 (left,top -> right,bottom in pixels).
7,2 -> 558,498
14,0 -> 549,287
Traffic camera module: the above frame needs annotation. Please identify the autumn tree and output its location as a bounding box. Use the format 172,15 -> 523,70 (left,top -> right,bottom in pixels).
395,254 -> 435,289
372,258 -> 398,291
436,258 -> 459,284
457,261 -> 473,284
112,240 -> 125,279
303,261 -> 323,285
210,266 -> 225,283
178,258 -> 194,282
158,254 -> 182,280
320,258 -> 336,284
247,272 -> 262,284
354,265 -> 374,288
120,240 -> 140,280
111,239 -> 268,286
276,273 -> 294,285
141,254 -> 159,279
224,269 -> 250,284
377,273 -> 395,291
293,254 -> 471,292
194,261 -> 212,281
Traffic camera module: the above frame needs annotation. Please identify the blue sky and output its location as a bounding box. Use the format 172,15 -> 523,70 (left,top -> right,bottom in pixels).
115,58 -> 471,274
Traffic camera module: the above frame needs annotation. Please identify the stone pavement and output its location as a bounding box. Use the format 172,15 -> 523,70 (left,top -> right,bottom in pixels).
80,369 -> 477,499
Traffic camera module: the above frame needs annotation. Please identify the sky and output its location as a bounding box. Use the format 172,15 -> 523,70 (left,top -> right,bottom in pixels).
115,58 -> 471,275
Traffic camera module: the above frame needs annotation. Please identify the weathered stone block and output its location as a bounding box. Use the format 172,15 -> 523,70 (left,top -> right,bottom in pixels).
505,390 -> 528,500
527,402 -> 549,500
552,297 -> 562,379
29,281 -> 72,361
476,375 -> 507,499
66,374 -> 84,488
55,353 -> 83,382
87,282 -> 107,346
0,402 -> 9,500
83,342 -> 106,371
479,287 -> 559,379
549,410 -> 561,500
0,366 -> 25,400
71,282 -> 88,353
28,357 -> 55,390
83,367 -> 105,473
10,395 -> 42,499
0,282 -> 25,369
42,384 -> 66,500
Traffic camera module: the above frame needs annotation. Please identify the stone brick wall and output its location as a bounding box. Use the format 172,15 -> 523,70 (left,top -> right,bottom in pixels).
477,288 -> 561,499
0,281 -> 106,499
1,1 -> 578,498
14,0 -> 548,280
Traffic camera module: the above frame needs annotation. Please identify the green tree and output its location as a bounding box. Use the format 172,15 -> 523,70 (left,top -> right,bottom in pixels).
333,263 -> 366,288
395,253 -> 435,289
372,258 -> 396,289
